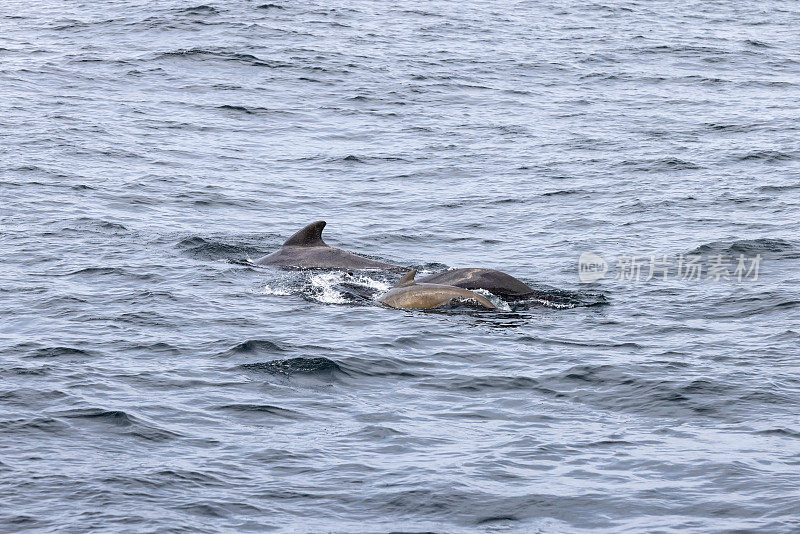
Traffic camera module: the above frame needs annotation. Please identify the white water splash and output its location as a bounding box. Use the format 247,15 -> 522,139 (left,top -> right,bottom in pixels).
473,289 -> 512,312
532,298 -> 576,310
260,284 -> 292,296
306,272 -> 349,304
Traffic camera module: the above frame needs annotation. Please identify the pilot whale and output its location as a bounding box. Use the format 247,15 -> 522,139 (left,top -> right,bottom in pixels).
379,270 -> 495,310
418,268 -> 535,299
255,221 -> 405,271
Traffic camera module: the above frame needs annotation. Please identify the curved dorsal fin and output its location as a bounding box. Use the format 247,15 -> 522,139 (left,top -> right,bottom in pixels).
394,269 -> 417,288
283,221 -> 327,247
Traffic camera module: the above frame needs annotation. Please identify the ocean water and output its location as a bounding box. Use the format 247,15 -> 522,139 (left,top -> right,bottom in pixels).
2,1 -> 800,532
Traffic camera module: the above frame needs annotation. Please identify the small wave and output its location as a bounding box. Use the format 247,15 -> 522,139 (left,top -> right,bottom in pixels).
418,375 -> 542,393
541,189 -> 582,197
543,365 -> 722,416
754,428 -> 800,438
216,105 -> 295,116
176,236 -> 265,261
524,288 -> 608,309
214,404 -> 303,419
63,267 -> 120,276
620,157 -> 702,171
758,183 -> 800,192
156,48 -> 289,68
744,39 -> 773,48
58,408 -> 182,441
490,198 -> 526,204
736,150 -> 794,162
239,357 -> 346,377
704,122 -> 762,133
688,238 -> 794,256
61,408 -> 133,426
0,416 -> 70,434
27,346 -> 96,359
256,3 -> 284,9
217,104 -> 253,114
222,339 -> 286,356
176,5 -> 220,15
72,217 -> 128,233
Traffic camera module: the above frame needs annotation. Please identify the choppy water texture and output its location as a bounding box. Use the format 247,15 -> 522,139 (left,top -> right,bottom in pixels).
2,1 -> 800,532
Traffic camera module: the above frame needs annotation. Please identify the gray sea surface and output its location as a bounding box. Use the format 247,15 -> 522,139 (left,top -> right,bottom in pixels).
2,1 -> 800,532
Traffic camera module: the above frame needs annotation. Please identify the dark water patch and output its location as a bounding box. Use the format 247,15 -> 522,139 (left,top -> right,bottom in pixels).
688,238 -> 794,256
214,403 -> 303,419
176,236 -> 266,261
744,39 -> 773,48
490,197 -> 526,205
769,329 -> 799,341
704,122 -> 765,133
0,416 -> 70,434
116,311 -> 175,327
740,80 -> 796,88
129,342 -> 183,355
754,428 -> 800,438
256,3 -> 284,9
218,104 -> 254,114
239,357 -> 347,378
0,387 -> 69,406
216,104 -> 295,116
177,5 -> 220,15
523,287 -> 608,309
156,48 -> 289,68
59,267 -> 163,282
60,408 -> 134,426
736,150 -> 794,162
540,365 -> 771,419
757,183 -> 800,192
221,339 -> 286,356
67,217 -> 129,234
26,346 -> 97,359
517,336 -> 639,350
620,157 -> 702,172
705,291 -> 800,319
347,425 -> 404,441
417,375 -> 545,394
152,468 -> 229,488
541,189 -> 583,197
57,408 -> 182,442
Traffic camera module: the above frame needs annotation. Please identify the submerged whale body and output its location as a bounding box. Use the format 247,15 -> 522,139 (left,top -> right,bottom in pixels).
255,221 -> 405,271
379,270 -> 495,310
419,268 -> 535,299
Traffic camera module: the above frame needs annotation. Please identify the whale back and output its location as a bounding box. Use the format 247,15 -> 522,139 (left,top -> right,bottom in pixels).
283,220 -> 327,247
418,268 -> 535,299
